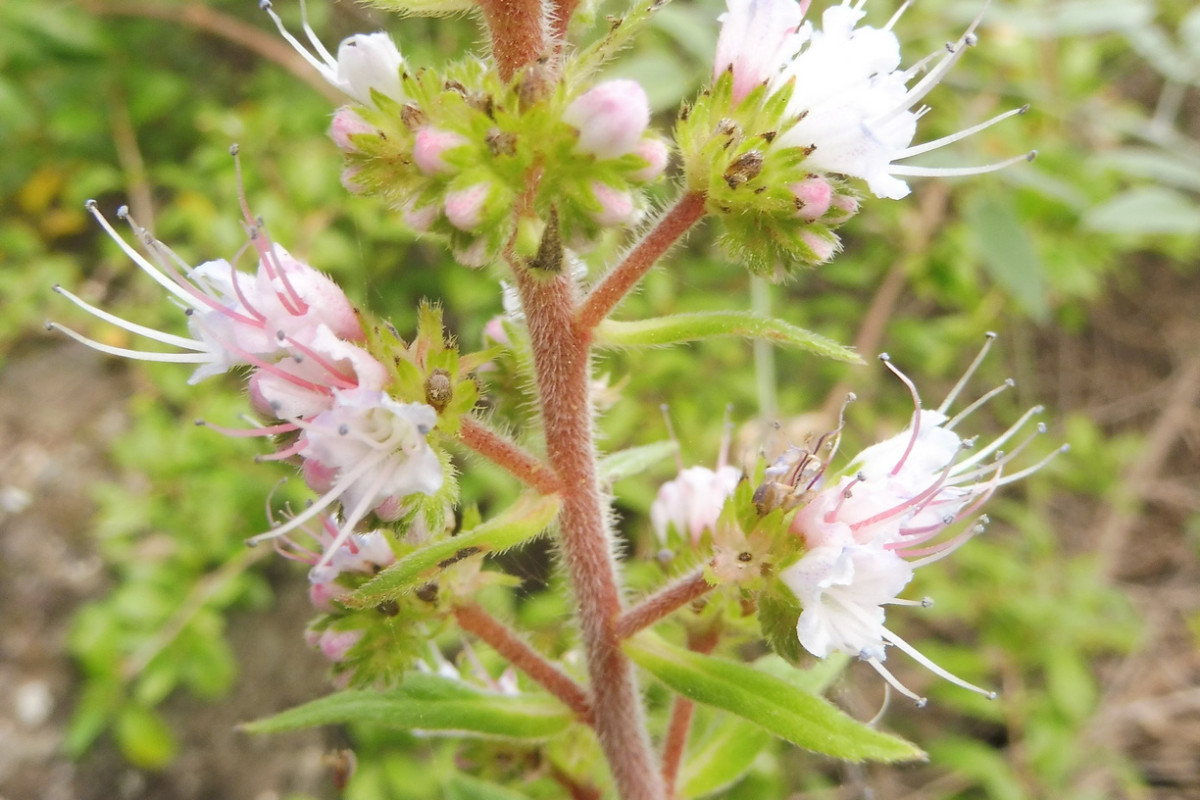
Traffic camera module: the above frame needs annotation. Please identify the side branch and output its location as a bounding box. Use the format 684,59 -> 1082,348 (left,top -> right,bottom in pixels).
453,603 -> 594,724
577,191 -> 707,330
616,569 -> 714,640
459,416 -> 560,495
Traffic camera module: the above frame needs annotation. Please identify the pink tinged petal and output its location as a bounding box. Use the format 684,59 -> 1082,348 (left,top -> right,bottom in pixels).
714,0 -> 811,104
309,580 -> 351,612
317,629 -> 364,662
444,183 -> 491,231
330,107 -> 375,152
651,465 -> 741,545
563,80 -> 651,160
341,167 -> 366,194
799,230 -> 837,263
303,456 -> 338,494
588,182 -> 635,227
401,198 -> 439,232
791,176 -> 832,221
630,138 -> 670,182
413,127 -> 468,175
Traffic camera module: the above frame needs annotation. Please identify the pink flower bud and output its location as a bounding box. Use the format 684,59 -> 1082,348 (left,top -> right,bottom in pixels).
309,580 -> 351,612
631,138 -> 670,182
330,107 -> 375,152
563,80 -> 651,160
790,176 -> 832,221
401,198 -> 439,232
340,167 -> 365,194
800,230 -> 837,263
317,629 -> 363,662
830,193 -> 859,216
413,127 -> 467,175
588,182 -> 635,227
482,315 -> 510,346
444,183 -> 491,231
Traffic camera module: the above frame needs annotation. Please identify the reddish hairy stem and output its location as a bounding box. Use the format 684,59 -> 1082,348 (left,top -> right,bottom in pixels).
453,603 -> 593,724
514,265 -> 665,800
661,630 -> 719,798
550,764 -> 603,800
459,416 -> 560,495
616,570 -> 714,640
550,0 -> 580,42
577,192 -> 707,330
476,0 -> 549,82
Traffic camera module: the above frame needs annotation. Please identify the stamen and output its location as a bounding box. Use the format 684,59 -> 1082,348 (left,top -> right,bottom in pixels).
197,419 -> 299,438
255,438 -> 307,462
879,354 -> 924,477
45,322 -> 211,363
897,106 -> 1029,160
660,404 -> 684,472
51,285 -> 209,352
884,1 -> 913,31
279,335 -> 358,390
988,444 -> 1068,487
890,150 -> 1038,178
260,0 -> 337,80
881,627 -> 998,700
86,202 -> 198,307
865,657 -> 927,707
309,461 -> 397,579
951,405 -> 1043,472
246,451 -> 386,545
944,378 -> 1014,431
938,331 -> 996,415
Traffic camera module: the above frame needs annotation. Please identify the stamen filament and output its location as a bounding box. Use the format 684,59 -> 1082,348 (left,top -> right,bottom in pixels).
890,150 -> 1037,177
45,322 -> 210,363
51,286 -> 210,352
938,332 -> 997,414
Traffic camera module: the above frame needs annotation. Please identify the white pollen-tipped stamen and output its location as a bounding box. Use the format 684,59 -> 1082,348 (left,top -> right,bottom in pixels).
52,286 -> 210,352
246,451 -> 387,545
938,332 -> 997,415
308,460 -> 396,579
897,105 -> 1029,160
949,425 -> 1045,485
877,10 -> 985,126
261,0 -> 337,80
87,203 -> 200,308
890,150 -> 1037,177
46,322 -> 211,363
881,627 -> 997,699
903,513 -> 989,564
985,445 -> 1068,487
884,0 -> 913,31
866,658 -> 927,706
951,405 -> 1043,472
945,378 -> 1015,430
198,419 -> 298,438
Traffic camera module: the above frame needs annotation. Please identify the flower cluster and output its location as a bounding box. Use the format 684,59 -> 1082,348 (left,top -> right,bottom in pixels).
766,337 -> 1065,703
49,184 -> 444,583
681,0 -> 1034,274
264,0 -> 668,266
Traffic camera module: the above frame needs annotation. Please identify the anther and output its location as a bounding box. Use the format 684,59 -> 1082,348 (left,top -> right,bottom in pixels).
921,597 -> 934,608
338,424 -> 350,435
117,205 -> 130,219
1026,150 -> 1038,162
229,143 -> 240,157
84,199 -> 98,210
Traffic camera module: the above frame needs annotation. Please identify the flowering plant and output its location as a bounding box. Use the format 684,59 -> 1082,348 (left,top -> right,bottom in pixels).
49,0 -> 1059,797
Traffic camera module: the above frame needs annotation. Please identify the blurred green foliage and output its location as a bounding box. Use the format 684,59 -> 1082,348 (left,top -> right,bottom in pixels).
3,0 -> 1198,796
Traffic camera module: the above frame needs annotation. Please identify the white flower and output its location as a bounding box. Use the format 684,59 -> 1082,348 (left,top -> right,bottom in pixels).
50,202 -> 361,385
263,1 -> 405,106
776,336 -> 1067,703
713,0 -> 1034,199
651,465 -> 742,545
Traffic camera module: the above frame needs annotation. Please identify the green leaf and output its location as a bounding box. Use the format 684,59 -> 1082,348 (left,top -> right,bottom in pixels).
678,716 -> 771,798
348,493 -> 561,608
242,673 -> 572,740
115,704 -> 178,770
965,191 -> 1049,323
625,634 -> 923,763
1083,186 -> 1200,236
595,313 -> 861,363
444,774 -> 535,800
598,440 -> 679,484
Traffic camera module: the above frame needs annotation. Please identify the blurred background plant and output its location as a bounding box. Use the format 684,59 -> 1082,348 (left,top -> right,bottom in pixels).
1,0 -> 1197,798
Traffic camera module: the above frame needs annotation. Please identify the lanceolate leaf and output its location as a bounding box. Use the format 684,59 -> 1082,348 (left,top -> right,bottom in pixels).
598,440 -> 679,484
625,634 -> 924,763
678,716 -> 771,798
242,673 -> 571,740
348,493 -> 561,609
595,313 -> 861,363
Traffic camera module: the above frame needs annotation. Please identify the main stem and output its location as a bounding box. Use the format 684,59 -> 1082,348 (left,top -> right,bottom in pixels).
514,266 -> 664,800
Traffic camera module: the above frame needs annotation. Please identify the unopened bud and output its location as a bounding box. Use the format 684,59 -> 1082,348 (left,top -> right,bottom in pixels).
800,230 -> 838,263
330,107 -> 375,152
413,127 -> 467,175
631,138 -> 670,182
790,176 -> 832,221
588,182 -> 635,226
317,629 -> 363,662
340,166 -> 366,194
563,79 -> 651,160
401,198 -> 439,232
444,182 -> 491,230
